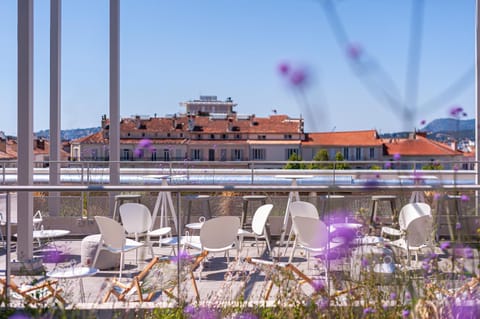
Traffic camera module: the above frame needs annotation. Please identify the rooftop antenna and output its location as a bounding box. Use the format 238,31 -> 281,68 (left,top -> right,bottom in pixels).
331,126 -> 336,132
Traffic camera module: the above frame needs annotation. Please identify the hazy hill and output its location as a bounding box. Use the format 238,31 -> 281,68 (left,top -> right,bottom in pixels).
35,127 -> 101,141
422,118 -> 474,132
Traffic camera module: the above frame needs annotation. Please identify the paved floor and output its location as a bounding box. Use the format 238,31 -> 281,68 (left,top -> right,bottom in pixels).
1,234 -> 479,312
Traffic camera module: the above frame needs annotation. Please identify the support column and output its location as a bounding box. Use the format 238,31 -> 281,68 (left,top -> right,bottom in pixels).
109,0 -> 120,215
49,0 -> 61,216
17,0 -> 34,261
476,0 -> 480,215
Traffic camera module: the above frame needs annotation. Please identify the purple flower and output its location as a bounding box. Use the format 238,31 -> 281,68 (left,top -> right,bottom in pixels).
460,194 -> 469,201
278,62 -> 290,75
8,313 -> 31,319
134,148 -> 143,158
393,153 -> 401,161
184,304 -> 195,315
449,106 -> 464,117
346,43 -> 362,60
192,306 -> 218,319
420,120 -> 426,126
456,222 -> 462,230
312,279 -> 325,292
361,257 -> 369,268
384,162 -> 392,169
363,307 -> 375,315
172,250 -> 192,263
402,309 -> 410,317
138,138 -> 152,149
440,241 -> 450,250
234,313 -> 258,319
433,193 -> 441,200
289,69 -> 307,86
390,292 -> 397,300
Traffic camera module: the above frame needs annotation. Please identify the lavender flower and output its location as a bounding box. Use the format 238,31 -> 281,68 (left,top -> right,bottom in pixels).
234,313 -> 258,319
278,62 -> 290,75
346,43 -> 362,60
390,292 -> 397,300
393,153 -> 401,161
289,69 -> 308,87
384,162 -> 392,169
460,194 -> 469,201
440,241 -> 450,250
402,309 -> 410,317
8,313 -> 31,319
420,119 -> 426,126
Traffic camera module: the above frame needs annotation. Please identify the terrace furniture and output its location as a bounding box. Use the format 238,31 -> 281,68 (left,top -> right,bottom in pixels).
188,216 -> 240,279
81,234 -> 121,269
289,216 -> 344,278
46,265 -> 98,303
241,195 -> 267,229
369,195 -> 398,230
184,194 -> 212,226
381,202 -> 433,266
320,194 -> 345,219
119,202 -> 172,258
93,216 -> 144,278
283,201 -> 320,256
112,194 -> 141,222
0,277 -> 65,305
238,204 -> 273,255
102,256 -> 199,302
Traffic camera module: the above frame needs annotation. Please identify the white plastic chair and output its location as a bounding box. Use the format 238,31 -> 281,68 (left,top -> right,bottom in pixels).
119,203 -> 171,258
188,216 -> 240,279
93,216 -> 144,278
289,216 -> 343,269
284,201 -> 320,255
381,202 -> 433,266
238,204 -> 273,255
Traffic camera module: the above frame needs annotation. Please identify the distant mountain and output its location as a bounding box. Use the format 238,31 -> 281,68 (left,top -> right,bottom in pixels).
422,118 -> 474,133
35,127 -> 101,141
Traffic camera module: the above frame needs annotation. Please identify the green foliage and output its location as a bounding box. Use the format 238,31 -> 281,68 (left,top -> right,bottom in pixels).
284,153 -> 306,169
333,151 -> 350,169
309,149 -> 332,169
422,162 -> 444,170
370,165 -> 382,170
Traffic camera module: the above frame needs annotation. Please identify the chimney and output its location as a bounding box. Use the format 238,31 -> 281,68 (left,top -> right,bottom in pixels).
0,137 -> 6,153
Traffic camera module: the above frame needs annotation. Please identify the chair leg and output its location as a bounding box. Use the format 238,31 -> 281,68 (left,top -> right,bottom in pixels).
119,252 -> 125,278
288,238 -> 298,263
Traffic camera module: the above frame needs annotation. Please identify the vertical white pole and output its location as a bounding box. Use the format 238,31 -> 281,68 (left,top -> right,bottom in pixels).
17,0 -> 34,261
476,0 -> 480,216
110,0 -> 121,215
49,0 -> 62,216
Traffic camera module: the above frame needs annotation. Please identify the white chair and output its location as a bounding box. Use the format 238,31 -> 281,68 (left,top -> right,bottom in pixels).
238,204 -> 273,255
189,216 -> 240,278
381,202 -> 433,266
284,201 -> 320,255
289,216 -> 343,270
119,203 -> 171,258
93,216 -> 144,278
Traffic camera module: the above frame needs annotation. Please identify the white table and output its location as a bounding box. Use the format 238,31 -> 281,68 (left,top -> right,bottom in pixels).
274,175 -> 313,246
160,235 -> 201,255
398,175 -> 438,203
47,266 -> 98,302
15,229 -> 70,248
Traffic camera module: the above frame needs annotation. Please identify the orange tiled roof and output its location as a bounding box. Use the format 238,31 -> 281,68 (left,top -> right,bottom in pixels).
384,135 -> 462,156
303,130 -> 383,146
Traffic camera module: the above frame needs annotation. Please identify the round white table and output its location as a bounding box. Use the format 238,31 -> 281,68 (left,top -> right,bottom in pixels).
47,266 -> 98,303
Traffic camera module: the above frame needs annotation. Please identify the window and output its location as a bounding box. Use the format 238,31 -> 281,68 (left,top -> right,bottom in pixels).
284,134 -> 292,139
252,148 -> 266,160
122,149 -> 131,160
210,134 -> 215,139
235,134 -> 241,139
151,149 -> 157,161
286,148 -> 298,159
232,149 -> 242,161
355,148 -> 361,160
369,147 -> 375,159
163,149 -> 170,161
197,134 -> 201,140
220,149 -> 227,161
192,149 -> 201,161
343,147 -> 349,160
257,135 -> 266,140
222,134 -> 227,139
91,149 -> 98,160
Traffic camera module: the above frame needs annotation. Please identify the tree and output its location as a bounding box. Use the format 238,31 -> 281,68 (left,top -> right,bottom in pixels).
309,149 -> 332,169
284,153 -> 306,169
333,151 -> 350,169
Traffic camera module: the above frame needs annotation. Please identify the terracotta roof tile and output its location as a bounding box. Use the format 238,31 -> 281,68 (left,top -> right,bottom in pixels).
383,135 -> 462,156
303,130 -> 383,146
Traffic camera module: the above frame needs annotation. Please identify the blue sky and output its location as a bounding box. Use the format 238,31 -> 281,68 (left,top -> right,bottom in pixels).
0,0 -> 476,136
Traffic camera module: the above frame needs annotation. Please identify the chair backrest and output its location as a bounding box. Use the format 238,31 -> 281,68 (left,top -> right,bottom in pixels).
289,201 -> 319,220
289,201 -> 319,235
251,204 -> 273,236
95,216 -> 127,250
200,216 -> 240,250
0,193 -> 17,223
398,203 -> 432,247
119,203 -> 152,234
292,216 -> 329,249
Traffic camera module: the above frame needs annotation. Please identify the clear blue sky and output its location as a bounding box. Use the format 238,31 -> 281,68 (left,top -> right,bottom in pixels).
0,0 -> 476,136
